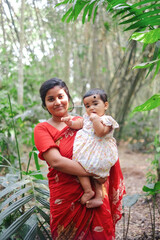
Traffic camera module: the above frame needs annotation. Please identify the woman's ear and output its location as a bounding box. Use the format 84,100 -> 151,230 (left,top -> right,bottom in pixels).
104,102 -> 109,110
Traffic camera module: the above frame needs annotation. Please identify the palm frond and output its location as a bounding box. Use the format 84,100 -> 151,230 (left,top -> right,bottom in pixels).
0,206 -> 36,240
36,196 -> 50,209
0,179 -> 31,199
0,186 -> 31,210
23,221 -> 37,240
0,194 -> 34,224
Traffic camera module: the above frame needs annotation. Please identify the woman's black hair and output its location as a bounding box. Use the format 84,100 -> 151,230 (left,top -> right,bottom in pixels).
39,77 -> 74,111
83,88 -> 108,103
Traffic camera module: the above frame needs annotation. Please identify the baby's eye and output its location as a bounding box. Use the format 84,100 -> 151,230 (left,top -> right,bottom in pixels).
85,105 -> 90,108
94,103 -> 98,106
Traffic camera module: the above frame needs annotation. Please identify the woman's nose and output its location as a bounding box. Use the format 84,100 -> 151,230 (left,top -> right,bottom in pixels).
54,98 -> 61,105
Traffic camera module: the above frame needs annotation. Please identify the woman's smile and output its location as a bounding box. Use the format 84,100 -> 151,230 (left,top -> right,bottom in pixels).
45,86 -> 69,118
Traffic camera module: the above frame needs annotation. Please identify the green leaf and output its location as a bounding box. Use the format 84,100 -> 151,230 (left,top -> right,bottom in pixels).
0,194 -> 34,224
143,183 -> 155,192
93,5 -> 98,23
37,228 -> 48,240
37,207 -> 50,223
23,221 -> 37,240
0,186 -> 32,210
61,7 -> 73,22
33,179 -> 48,185
34,187 -> 49,197
122,194 -> 140,208
132,93 -> 160,112
0,206 -> 36,240
154,181 -> 160,192
143,182 -> 160,195
121,10 -> 160,25
0,179 -> 31,199
55,0 -> 72,7
131,29 -> 160,44
82,4 -> 90,24
132,59 -> 160,69
124,17 -> 160,31
36,196 -> 50,209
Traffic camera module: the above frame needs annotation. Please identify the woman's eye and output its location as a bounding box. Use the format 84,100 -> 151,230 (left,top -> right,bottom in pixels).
48,98 -> 54,102
59,95 -> 63,99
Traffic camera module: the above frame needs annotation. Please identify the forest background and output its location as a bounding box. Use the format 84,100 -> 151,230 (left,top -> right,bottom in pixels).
0,0 -> 160,239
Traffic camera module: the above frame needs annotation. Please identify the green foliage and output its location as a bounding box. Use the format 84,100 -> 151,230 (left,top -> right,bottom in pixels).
146,135 -> 160,183
56,0 -> 101,24
0,95 -> 50,239
132,93 -> 160,113
122,111 -> 158,151
0,173 -> 51,240
143,181 -> 160,195
56,0 -> 160,81
131,29 -> 160,45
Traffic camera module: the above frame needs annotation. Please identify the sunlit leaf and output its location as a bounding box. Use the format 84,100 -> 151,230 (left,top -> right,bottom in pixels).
132,59 -> 160,69
131,29 -> 160,44
132,94 -> 160,112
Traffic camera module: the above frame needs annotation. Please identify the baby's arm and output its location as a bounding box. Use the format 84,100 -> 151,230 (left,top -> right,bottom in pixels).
90,113 -> 112,137
61,116 -> 83,130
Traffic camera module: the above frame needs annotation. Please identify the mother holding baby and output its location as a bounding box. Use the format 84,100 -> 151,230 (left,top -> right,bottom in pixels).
34,77 -> 125,240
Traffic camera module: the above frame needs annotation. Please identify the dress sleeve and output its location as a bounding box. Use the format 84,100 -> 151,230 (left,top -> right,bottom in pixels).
100,116 -> 119,129
34,123 -> 59,160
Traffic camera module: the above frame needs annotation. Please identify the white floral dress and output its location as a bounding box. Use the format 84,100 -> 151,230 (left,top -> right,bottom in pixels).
72,114 -> 119,178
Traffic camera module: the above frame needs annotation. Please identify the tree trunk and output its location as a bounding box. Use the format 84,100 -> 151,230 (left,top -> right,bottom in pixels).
18,0 -> 25,105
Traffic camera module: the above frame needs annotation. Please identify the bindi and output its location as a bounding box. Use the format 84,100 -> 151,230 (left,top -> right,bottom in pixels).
93,95 -> 96,99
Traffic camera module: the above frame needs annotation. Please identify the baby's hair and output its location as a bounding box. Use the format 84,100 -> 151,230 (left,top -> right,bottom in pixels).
83,88 -> 108,103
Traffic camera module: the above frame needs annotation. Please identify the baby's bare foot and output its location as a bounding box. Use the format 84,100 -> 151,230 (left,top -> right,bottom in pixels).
86,198 -> 103,208
81,190 -> 95,204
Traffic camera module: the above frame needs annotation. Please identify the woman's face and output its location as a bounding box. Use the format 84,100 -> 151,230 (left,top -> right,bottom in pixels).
45,86 -> 69,118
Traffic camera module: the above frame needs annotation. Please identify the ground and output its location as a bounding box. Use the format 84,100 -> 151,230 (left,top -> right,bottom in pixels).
115,142 -> 160,240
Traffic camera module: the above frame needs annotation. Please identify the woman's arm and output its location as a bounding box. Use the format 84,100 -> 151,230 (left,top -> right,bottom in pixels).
43,147 -> 92,176
90,113 -> 112,137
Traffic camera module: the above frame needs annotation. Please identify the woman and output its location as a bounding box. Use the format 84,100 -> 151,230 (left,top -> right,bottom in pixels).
34,77 -> 125,240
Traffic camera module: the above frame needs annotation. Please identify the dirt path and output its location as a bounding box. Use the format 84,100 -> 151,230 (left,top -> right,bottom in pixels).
116,142 -> 160,240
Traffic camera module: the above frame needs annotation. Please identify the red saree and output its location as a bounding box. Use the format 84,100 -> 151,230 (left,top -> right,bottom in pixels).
34,118 -> 125,240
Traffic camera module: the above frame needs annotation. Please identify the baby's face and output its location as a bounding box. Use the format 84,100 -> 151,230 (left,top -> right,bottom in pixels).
83,94 -> 108,117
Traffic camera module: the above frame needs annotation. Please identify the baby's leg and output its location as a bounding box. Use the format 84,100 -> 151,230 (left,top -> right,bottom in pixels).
86,180 -> 103,208
79,176 -> 95,204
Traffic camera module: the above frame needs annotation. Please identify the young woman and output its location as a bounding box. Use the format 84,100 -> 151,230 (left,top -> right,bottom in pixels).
34,77 -> 125,240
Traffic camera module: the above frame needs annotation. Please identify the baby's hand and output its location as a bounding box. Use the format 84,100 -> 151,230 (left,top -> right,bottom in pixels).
89,113 -> 99,121
61,116 -> 73,127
